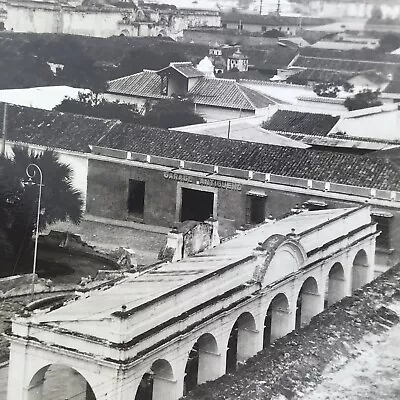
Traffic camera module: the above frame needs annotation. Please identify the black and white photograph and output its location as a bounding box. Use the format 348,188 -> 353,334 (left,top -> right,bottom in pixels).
0,0 -> 399,399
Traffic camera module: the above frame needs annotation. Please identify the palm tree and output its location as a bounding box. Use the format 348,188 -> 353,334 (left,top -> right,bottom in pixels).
0,146 -> 83,275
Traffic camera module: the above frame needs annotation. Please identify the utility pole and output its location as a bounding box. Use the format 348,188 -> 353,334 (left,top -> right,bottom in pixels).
227,120 -> 231,139
1,103 -> 7,156
259,0 -> 262,15
276,0 -> 281,16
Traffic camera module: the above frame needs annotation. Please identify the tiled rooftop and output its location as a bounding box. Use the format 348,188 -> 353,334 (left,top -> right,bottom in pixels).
262,110 -> 340,136
107,71 -> 276,111
189,78 -> 276,110
158,62 -> 205,79
108,70 -> 167,100
3,103 -> 400,192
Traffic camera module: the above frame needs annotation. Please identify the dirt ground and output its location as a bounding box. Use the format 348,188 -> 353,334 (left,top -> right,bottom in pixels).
45,219 -> 167,267
300,302 -> 400,400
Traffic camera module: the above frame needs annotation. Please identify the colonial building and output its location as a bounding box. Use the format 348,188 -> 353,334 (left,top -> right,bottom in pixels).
105,62 -> 277,122
7,205 -> 376,400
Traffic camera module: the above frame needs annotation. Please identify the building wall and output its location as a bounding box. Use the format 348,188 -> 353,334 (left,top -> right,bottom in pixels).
5,3 -> 125,36
195,104 -> 254,122
182,29 -> 278,47
224,21 -> 297,35
86,159 -> 177,226
86,157 -> 400,272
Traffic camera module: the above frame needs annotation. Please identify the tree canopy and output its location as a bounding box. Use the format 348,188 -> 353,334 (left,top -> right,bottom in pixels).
54,94 -> 206,128
0,147 -> 83,275
344,89 -> 383,111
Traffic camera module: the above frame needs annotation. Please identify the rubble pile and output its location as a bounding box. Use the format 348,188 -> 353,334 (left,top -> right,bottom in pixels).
184,264 -> 400,400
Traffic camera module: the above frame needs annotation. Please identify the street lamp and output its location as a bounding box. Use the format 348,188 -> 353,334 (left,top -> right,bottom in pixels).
25,163 -> 43,302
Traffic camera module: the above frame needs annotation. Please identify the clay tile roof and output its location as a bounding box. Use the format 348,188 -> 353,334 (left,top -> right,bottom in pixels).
262,110 -> 340,136
2,103 -> 400,192
107,70 -> 166,99
98,122 -> 400,192
188,79 -> 276,110
0,103 -> 116,152
158,62 -> 204,79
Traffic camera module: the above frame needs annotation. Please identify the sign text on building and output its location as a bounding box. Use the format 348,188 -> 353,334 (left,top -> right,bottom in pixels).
164,172 -> 242,191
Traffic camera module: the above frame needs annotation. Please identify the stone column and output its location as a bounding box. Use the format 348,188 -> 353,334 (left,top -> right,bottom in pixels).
153,376 -> 178,400
237,328 -> 261,363
65,368 -> 88,400
270,309 -> 291,342
300,292 -> 322,327
197,350 -> 222,384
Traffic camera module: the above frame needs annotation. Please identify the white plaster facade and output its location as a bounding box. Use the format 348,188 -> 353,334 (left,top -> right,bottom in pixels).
7,206 -> 376,400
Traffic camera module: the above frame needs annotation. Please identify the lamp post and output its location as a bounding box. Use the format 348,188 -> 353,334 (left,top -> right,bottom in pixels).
25,163 -> 43,302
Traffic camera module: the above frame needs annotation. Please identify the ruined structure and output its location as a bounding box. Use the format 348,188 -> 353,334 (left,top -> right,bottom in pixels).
0,0 -> 220,38
7,206 -> 376,399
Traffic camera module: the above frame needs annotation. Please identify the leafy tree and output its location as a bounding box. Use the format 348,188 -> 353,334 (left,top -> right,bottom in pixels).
344,89 -> 383,111
54,94 -> 205,128
142,96 -> 205,128
313,81 -> 353,98
0,147 -> 83,274
54,92 -> 142,123
378,33 -> 400,53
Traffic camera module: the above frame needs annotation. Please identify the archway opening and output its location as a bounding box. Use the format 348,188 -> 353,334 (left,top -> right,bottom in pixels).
325,262 -> 345,307
295,277 -> 320,329
135,359 -> 175,400
264,293 -> 290,348
28,364 -> 96,400
352,249 -> 369,293
226,312 -> 257,373
183,333 -> 219,395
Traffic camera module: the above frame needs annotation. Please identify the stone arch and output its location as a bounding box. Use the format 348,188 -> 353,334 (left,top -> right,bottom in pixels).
135,359 -> 175,400
325,262 -> 345,307
226,311 -> 257,373
183,333 -> 219,395
352,249 -> 369,293
28,364 -> 96,400
254,235 -> 306,287
119,29 -> 129,36
295,276 -> 321,329
263,293 -> 290,348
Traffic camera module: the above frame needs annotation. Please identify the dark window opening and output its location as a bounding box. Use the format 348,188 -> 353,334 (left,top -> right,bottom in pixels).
246,195 -> 266,224
373,215 -> 391,249
222,23 -> 227,28
127,179 -> 145,218
181,188 -> 214,222
238,22 -> 243,30
261,25 -> 267,32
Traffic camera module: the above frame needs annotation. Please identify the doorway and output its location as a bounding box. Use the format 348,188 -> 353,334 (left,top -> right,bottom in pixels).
180,188 -> 214,222
247,195 -> 266,224
127,179 -> 145,218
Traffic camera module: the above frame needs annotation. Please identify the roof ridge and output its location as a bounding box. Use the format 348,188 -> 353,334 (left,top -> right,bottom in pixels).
238,83 -> 277,107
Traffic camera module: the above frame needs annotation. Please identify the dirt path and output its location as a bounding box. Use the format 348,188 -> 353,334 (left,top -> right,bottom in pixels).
300,302 -> 400,400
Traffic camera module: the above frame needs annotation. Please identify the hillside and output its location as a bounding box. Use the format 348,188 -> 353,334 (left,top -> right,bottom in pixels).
0,33 -> 210,89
